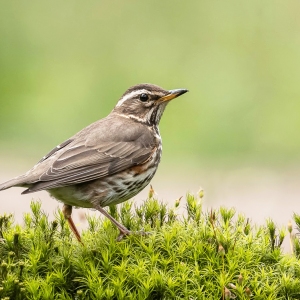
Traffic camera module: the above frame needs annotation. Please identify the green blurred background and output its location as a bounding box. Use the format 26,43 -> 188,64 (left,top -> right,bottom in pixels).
0,1 -> 299,230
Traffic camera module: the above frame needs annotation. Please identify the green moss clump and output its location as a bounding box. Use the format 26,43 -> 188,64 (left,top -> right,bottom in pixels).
0,193 -> 300,299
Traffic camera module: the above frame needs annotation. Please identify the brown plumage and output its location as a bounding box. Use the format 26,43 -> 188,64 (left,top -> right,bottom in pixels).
0,83 -> 188,242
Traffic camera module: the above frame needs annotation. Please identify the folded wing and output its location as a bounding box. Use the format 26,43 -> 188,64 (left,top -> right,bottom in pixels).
22,139 -> 155,193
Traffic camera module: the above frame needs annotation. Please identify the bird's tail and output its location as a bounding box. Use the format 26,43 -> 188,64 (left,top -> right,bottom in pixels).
0,175 -> 26,191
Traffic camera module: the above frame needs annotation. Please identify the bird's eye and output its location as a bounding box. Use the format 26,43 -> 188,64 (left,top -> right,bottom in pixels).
139,93 -> 149,102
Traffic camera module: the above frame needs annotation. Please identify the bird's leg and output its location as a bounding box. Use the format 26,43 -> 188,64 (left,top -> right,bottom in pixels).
94,205 -> 131,240
94,205 -> 150,241
62,204 -> 83,244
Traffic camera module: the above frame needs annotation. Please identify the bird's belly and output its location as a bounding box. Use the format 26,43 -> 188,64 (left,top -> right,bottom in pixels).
48,165 -> 157,209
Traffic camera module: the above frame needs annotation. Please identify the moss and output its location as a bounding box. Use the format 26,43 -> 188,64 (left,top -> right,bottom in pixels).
0,193 -> 300,299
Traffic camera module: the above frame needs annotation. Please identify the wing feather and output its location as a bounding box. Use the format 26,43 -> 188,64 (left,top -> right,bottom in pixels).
24,141 -> 155,193
21,115 -> 158,193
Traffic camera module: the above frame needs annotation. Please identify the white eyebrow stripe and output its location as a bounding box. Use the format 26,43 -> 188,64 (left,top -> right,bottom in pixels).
115,89 -> 149,107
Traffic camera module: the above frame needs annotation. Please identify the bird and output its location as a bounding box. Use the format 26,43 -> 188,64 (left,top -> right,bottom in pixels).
0,83 -> 188,242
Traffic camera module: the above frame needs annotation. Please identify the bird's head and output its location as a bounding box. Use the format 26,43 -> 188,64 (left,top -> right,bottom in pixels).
113,83 -> 188,125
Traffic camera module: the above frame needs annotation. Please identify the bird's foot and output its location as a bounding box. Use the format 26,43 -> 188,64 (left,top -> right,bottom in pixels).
116,229 -> 151,242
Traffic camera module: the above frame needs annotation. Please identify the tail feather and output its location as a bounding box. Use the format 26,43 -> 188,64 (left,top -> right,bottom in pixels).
0,175 -> 27,191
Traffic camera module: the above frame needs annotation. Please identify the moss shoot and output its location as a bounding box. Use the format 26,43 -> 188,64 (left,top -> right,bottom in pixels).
0,192 -> 300,299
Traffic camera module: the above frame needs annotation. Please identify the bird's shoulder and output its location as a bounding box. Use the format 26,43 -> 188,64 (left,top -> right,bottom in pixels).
75,113 -> 156,147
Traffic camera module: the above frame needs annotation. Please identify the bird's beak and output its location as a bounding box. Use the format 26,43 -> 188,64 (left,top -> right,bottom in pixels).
157,88 -> 188,104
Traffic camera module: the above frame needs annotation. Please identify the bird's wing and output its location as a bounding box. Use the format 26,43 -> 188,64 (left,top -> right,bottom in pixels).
22,125 -> 156,193
37,139 -> 74,164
